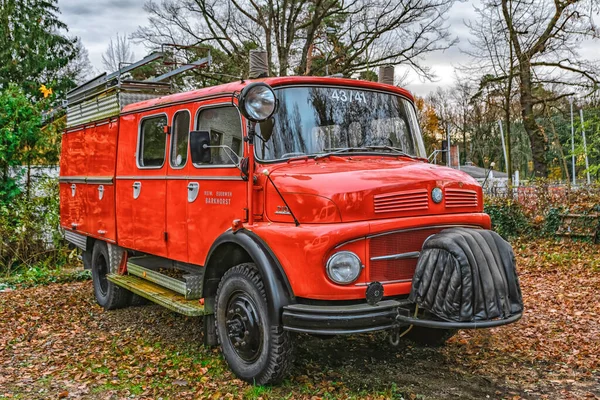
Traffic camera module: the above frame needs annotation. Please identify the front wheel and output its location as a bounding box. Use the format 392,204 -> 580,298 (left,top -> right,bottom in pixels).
215,263 -> 294,385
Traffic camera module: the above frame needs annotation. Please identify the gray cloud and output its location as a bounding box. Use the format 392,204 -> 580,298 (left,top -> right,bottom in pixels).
56,0 -> 598,97
58,0 -> 485,81
58,0 -> 148,69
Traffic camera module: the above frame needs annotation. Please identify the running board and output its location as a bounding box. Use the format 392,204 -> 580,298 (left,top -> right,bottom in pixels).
127,256 -> 203,300
107,274 -> 207,317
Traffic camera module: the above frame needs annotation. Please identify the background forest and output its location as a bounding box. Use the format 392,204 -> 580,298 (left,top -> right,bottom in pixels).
1,0 -> 600,280
1,1 -> 599,398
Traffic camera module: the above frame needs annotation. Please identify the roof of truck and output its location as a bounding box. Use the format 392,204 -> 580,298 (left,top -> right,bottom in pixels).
121,76 -> 415,114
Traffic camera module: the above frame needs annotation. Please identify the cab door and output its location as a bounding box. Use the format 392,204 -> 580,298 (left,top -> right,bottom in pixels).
166,109 -> 192,262
187,103 -> 248,266
132,113 -> 169,257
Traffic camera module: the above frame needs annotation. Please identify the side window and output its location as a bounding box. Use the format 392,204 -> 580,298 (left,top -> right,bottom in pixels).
231,137 -> 242,155
170,111 -> 190,168
196,106 -> 243,165
139,115 -> 167,168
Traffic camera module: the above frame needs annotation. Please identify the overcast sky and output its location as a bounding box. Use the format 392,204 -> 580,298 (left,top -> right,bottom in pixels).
55,0 -> 596,97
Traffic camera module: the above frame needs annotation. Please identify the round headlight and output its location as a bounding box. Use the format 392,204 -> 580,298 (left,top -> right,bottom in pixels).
239,82 -> 276,122
431,187 -> 443,204
326,251 -> 362,285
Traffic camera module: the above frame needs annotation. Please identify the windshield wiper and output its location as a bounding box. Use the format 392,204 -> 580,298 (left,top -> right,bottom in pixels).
315,146 -> 418,160
314,147 -> 369,160
365,146 -> 418,159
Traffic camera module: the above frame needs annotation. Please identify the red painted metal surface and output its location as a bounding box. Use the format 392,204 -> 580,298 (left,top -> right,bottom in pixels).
260,158 -> 483,224
60,76 -> 493,302
59,181 -> 86,233
60,119 -> 118,242
116,111 -> 167,257
165,108 -> 192,263
250,213 -> 490,300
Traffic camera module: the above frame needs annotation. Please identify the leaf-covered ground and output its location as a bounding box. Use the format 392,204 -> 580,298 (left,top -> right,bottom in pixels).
1,239 -> 599,400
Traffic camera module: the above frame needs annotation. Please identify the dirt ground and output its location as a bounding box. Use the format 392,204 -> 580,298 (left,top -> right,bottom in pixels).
1,239 -> 599,399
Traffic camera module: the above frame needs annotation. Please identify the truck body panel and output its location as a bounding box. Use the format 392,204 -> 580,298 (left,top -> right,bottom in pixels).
60,119 -> 118,242
60,76 -> 491,300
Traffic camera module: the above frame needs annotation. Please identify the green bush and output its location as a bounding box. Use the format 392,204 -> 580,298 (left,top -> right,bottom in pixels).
542,207 -> 563,237
484,198 -> 532,239
485,183 -> 600,240
0,177 -> 78,278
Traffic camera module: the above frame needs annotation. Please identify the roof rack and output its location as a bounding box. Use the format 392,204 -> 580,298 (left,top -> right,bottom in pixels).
66,49 -> 211,129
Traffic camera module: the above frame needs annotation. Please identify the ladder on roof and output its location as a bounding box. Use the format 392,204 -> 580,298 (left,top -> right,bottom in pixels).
65,49 -> 211,129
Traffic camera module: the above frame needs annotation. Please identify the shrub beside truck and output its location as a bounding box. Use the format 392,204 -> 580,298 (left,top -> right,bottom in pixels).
60,53 -> 523,384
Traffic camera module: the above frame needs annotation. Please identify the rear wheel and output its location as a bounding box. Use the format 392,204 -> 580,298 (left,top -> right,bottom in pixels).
215,263 -> 293,385
91,241 -> 131,310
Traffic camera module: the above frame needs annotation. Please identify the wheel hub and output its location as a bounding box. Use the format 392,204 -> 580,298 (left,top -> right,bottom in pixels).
225,293 -> 262,362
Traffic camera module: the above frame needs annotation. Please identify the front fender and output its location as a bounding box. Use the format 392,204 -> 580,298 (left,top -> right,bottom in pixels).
204,229 -> 295,326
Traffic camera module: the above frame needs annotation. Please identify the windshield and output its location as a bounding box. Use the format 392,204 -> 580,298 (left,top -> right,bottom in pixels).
255,86 -> 426,161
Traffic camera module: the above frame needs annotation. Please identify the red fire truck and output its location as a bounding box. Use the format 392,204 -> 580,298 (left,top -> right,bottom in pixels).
60,52 -> 523,384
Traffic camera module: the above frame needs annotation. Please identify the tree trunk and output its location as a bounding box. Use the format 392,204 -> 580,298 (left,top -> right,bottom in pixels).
278,52 -> 288,77
504,97 -> 513,186
304,42 -> 315,75
265,29 -> 273,75
462,130 -> 466,165
299,21 -> 319,75
519,61 -> 548,177
505,39 -> 513,186
547,110 -> 570,182
26,156 -> 31,200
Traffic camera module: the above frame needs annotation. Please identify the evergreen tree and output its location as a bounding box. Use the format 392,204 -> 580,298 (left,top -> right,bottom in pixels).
0,85 -> 42,203
0,0 -> 81,97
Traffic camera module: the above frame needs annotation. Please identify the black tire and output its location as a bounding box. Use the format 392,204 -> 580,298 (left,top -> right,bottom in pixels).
91,241 -> 131,310
215,263 -> 294,385
405,326 -> 457,347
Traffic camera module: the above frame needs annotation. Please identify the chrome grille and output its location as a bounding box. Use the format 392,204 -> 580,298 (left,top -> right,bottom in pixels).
368,228 -> 442,283
445,188 -> 478,208
373,189 -> 429,214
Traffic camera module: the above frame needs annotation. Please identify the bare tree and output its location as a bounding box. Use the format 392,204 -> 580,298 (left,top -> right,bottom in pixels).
461,0 -> 600,177
499,0 -> 600,177
102,33 -> 135,73
66,40 -> 94,84
462,4 -> 518,181
451,78 -> 475,165
132,0 -> 457,79
426,87 -> 455,162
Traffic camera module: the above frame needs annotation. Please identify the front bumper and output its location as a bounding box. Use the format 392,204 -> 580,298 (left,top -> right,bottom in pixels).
282,299 -> 522,335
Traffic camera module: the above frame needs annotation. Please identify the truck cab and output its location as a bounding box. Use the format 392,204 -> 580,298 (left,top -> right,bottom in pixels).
60,65 -> 523,385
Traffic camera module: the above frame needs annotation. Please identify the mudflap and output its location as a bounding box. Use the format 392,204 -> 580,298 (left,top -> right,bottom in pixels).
405,227 -> 523,326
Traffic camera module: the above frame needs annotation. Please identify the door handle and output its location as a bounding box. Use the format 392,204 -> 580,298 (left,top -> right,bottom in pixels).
132,181 -> 142,199
187,182 -> 199,203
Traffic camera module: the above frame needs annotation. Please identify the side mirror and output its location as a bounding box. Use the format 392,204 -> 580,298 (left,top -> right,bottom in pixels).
190,130 -> 211,164
258,118 -> 274,142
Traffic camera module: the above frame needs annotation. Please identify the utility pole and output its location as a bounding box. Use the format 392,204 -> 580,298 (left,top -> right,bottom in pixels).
498,120 -> 508,176
569,97 -> 576,186
447,123 -> 451,167
579,109 -> 591,185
